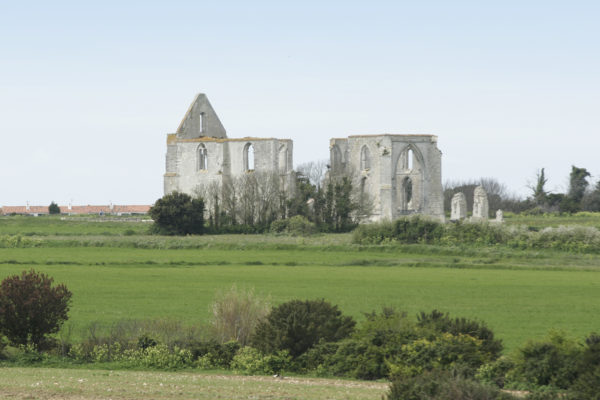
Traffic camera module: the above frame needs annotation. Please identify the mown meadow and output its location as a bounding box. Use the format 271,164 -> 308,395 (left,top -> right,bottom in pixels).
1,213 -> 600,353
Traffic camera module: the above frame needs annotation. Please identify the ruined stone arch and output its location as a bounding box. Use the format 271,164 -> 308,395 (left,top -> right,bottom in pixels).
360,145 -> 371,171
197,144 -> 207,171
243,142 -> 255,172
394,144 -> 425,213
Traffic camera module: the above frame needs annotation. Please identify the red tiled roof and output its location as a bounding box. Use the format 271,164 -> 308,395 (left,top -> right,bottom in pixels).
1,205 -> 151,215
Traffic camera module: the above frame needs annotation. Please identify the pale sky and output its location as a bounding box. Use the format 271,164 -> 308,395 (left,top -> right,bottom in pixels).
1,0 -> 599,205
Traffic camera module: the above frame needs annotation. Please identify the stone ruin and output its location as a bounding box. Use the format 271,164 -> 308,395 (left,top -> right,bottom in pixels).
329,135 -> 444,222
449,185 -> 498,222
164,94 -> 295,197
450,192 -> 467,221
472,185 -> 489,220
164,94 -> 447,222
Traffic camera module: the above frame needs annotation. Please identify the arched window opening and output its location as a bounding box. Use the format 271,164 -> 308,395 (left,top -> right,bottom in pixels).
197,144 -> 207,171
279,145 -> 288,173
407,149 -> 414,171
360,146 -> 371,170
199,113 -> 204,134
404,177 -> 413,209
244,143 -> 255,171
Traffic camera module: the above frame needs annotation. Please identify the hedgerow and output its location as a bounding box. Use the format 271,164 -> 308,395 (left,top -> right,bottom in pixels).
353,216 -> 600,253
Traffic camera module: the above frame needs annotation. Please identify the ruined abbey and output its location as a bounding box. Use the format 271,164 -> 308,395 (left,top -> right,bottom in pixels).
164,94 -> 445,222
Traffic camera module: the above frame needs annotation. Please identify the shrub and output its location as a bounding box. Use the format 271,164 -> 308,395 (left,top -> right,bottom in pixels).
48,202 -> 61,215
0,269 -> 72,348
251,299 -> 355,358
352,220 -> 395,244
323,308 -> 417,379
387,369 -> 516,400
149,191 -> 205,235
417,310 -> 503,360
390,333 -> 492,378
392,216 -> 444,244
230,346 -> 291,375
476,356 -> 516,388
209,285 -> 270,346
270,215 -> 317,235
194,340 -> 240,369
569,365 -> 600,400
510,330 -> 582,389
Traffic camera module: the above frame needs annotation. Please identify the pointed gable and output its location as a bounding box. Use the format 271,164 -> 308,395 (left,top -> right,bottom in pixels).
176,93 -> 227,139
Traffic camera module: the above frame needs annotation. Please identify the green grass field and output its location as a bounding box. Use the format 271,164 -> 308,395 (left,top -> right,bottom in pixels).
0,367 -> 389,399
1,215 -> 600,353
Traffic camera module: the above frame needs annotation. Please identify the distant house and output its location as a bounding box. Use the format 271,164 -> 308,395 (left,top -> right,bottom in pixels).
0,204 -> 151,216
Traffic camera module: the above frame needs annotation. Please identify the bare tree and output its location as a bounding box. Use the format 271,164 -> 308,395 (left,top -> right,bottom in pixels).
297,160 -> 328,189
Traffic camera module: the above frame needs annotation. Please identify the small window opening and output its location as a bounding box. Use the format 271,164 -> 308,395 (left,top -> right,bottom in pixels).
360,146 -> 371,170
404,177 -> 413,209
407,149 -> 414,170
199,113 -> 204,134
244,143 -> 255,171
197,144 -> 207,170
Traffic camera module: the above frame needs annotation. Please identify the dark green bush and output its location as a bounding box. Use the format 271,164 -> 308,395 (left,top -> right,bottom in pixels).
149,192 -> 204,235
191,339 -> 240,368
48,202 -> 61,215
511,331 -> 582,389
569,365 -> 600,400
417,310 -> 503,360
270,215 -> 317,235
251,299 -> 355,358
387,369 -> 516,400
352,220 -> 395,244
324,308 -> 417,379
392,216 -> 444,244
476,356 -> 516,388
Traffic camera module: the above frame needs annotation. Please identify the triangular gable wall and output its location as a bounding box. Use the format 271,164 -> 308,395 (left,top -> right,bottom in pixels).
176,93 -> 227,139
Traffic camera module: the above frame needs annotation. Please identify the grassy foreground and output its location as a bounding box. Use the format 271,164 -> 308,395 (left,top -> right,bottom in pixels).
1,215 -> 600,352
0,367 -> 389,399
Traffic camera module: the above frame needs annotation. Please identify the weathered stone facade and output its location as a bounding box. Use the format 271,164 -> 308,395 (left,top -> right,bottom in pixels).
164,94 -> 295,196
165,95 -> 446,223
329,134 -> 444,222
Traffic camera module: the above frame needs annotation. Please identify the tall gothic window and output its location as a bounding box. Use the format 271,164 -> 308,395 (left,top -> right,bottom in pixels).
244,143 -> 255,171
197,144 -> 207,170
360,145 -> 371,170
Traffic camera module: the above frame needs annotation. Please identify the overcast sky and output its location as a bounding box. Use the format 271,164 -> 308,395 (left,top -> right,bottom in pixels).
1,1 -> 598,205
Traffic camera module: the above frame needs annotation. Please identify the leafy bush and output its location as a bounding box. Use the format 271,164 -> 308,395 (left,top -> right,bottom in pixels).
352,220 -> 395,244
391,333 -> 493,378
149,191 -> 205,235
210,285 -> 270,346
352,217 -> 443,244
230,346 -> 291,375
322,308 -> 417,379
569,365 -> 600,400
392,216 -> 444,244
476,356 -> 516,388
270,215 -> 317,235
417,310 -> 503,360
510,331 -> 582,389
251,299 -> 355,358
387,369 -> 516,400
0,270 -> 72,348
194,340 -> 240,369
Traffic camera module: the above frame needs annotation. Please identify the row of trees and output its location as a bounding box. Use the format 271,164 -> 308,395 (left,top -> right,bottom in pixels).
190,163 -> 371,234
